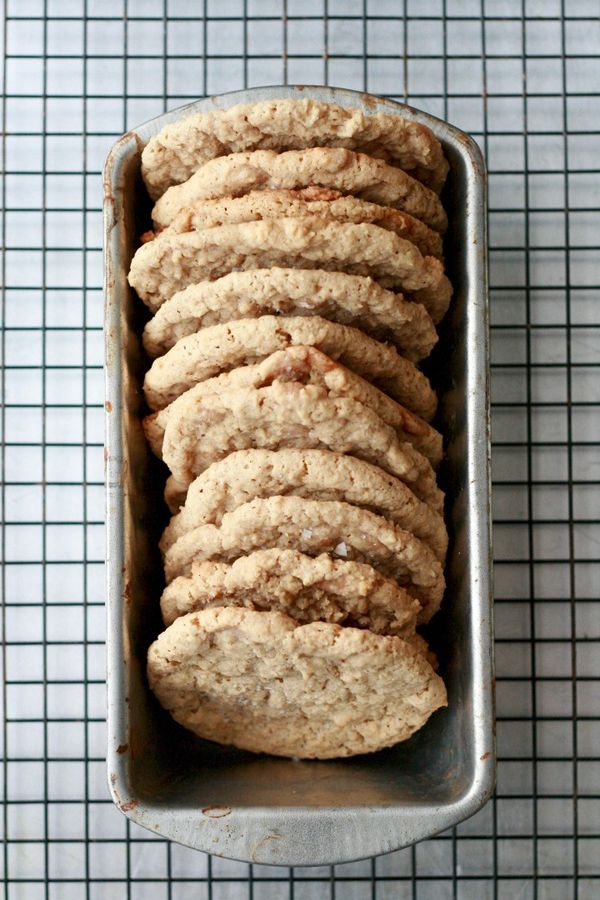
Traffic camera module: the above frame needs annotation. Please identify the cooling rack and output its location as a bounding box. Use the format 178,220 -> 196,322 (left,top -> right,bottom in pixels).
2,0 -> 599,897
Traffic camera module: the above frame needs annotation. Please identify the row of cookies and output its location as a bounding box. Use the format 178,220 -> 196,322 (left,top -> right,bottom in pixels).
128,99 -> 451,759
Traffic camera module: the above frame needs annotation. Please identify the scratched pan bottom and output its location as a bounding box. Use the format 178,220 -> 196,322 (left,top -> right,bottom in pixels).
103,85 -> 494,866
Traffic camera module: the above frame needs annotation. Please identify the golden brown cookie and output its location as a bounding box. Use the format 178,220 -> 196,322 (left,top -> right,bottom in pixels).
160,548 -> 420,636
143,315 -> 437,421
142,268 -> 439,361
163,187 -> 444,260
147,606 -> 447,758
160,448 -> 448,563
141,97 -> 449,199
163,495 -> 446,622
128,217 -> 445,312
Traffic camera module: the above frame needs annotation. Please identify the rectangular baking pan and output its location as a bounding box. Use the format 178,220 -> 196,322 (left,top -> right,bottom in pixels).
104,85 -> 495,866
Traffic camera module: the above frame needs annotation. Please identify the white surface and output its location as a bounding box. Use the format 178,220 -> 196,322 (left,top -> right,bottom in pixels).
1,1 -> 599,897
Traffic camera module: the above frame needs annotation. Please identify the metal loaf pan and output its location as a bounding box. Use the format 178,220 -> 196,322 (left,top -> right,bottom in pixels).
104,85 -> 495,866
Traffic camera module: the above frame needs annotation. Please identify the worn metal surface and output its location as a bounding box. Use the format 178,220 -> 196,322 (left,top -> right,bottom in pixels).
103,85 -> 493,867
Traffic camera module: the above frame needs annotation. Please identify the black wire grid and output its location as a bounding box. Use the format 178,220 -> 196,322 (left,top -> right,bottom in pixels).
1,0 -> 599,897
